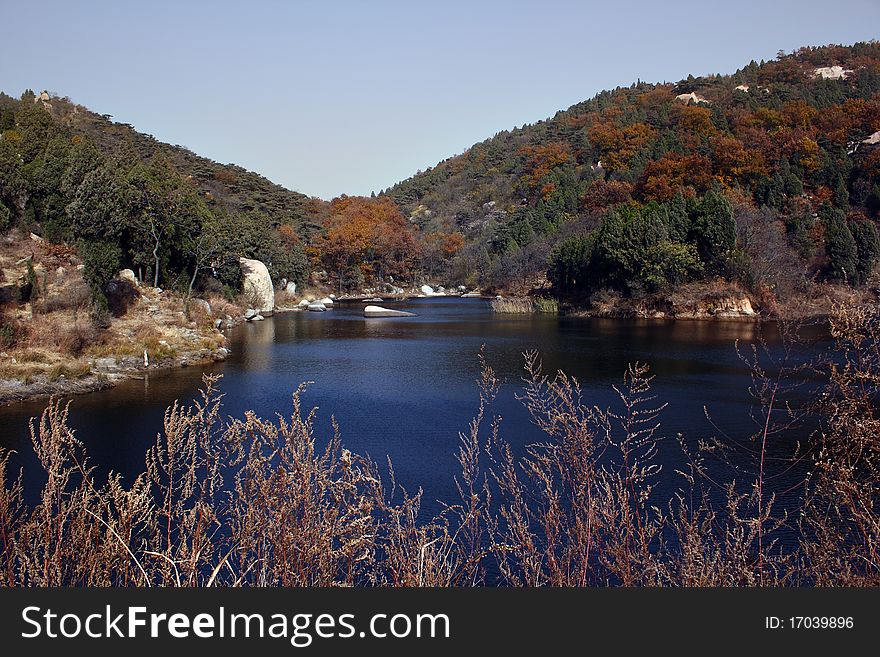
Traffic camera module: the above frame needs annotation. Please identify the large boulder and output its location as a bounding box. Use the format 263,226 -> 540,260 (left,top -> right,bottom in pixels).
285,281 -> 297,295
118,269 -> 138,286
364,305 -> 416,318
239,257 -> 274,316
308,302 -> 327,312
420,284 -> 435,296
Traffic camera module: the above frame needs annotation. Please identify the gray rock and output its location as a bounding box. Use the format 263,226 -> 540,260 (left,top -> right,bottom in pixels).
244,308 -> 258,320
285,281 -> 297,295
308,302 -> 327,312
252,314 -> 265,321
364,305 -> 416,318
190,298 -> 212,316
118,269 -> 138,285
94,357 -> 118,371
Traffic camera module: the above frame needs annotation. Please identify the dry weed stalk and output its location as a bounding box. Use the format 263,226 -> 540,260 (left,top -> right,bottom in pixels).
0,300 -> 878,586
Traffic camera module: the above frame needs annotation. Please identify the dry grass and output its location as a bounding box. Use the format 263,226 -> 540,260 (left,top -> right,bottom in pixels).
205,293 -> 243,320
491,297 -> 534,314
0,301 -> 877,587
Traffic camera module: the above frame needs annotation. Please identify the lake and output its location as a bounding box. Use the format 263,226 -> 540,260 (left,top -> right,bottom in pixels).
0,297 -> 823,516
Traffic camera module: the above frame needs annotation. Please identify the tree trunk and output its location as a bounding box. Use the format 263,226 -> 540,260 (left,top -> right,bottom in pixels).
184,266 -> 199,320
152,237 -> 161,288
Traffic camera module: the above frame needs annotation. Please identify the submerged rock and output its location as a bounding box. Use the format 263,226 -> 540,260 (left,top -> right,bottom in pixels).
364,305 -> 416,318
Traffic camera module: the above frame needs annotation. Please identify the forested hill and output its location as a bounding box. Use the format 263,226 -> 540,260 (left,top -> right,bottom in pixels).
0,89 -> 324,314
383,42 -> 880,305
14,92 -> 323,234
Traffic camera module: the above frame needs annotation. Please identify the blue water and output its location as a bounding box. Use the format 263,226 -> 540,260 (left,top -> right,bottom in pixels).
0,297 -> 822,516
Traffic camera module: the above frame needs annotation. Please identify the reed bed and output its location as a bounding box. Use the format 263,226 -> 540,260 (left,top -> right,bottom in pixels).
491,297 -> 534,313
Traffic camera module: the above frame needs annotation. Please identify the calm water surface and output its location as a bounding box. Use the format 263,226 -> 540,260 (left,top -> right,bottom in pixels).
0,298 -> 823,515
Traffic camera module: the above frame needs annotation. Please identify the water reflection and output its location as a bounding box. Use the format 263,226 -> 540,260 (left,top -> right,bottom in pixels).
0,299 -> 826,515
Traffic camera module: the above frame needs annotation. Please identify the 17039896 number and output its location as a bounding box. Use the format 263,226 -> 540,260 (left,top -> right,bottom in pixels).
790,617 -> 854,629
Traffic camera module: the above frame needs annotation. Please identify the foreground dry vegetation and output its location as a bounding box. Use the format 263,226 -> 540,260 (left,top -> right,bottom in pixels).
0,302 -> 877,587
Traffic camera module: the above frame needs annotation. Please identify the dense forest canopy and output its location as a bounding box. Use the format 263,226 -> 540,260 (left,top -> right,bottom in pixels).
384,42 -> 880,303
2,42 -> 880,313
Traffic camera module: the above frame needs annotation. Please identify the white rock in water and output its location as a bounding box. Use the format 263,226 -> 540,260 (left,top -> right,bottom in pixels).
252,314 -> 265,321
244,308 -> 258,319
364,305 -> 416,317
239,257 -> 275,315
462,291 -> 482,298
308,302 -> 327,312
285,281 -> 297,294
319,297 -> 334,306
420,284 -> 434,296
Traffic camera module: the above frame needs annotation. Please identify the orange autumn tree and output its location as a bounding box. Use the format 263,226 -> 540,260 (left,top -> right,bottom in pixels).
422,231 -> 465,279
519,142 -> 573,193
588,120 -> 655,172
641,153 -> 714,202
318,196 -> 420,293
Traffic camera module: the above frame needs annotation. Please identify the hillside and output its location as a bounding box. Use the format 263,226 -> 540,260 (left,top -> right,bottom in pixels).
384,42 -> 880,313
19,91 -> 323,234
3,41 -> 880,327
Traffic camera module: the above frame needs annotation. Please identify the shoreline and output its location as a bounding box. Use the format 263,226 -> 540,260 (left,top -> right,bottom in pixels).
0,346 -> 230,407
0,296 -> 827,407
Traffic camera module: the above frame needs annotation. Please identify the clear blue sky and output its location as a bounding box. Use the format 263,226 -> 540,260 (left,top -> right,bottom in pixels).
1,0 -> 878,199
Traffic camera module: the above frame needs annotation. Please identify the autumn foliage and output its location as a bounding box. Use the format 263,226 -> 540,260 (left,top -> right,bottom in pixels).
317,196 -> 420,292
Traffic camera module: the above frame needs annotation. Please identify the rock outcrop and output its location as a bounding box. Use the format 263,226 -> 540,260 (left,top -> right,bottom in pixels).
813,65 -> 852,80
364,305 -> 416,317
239,257 -> 274,316
675,92 -> 710,105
